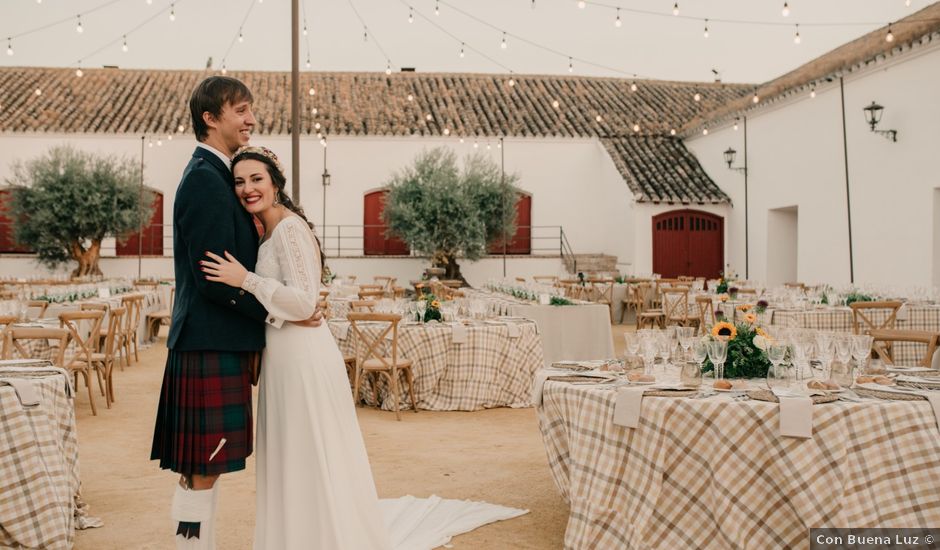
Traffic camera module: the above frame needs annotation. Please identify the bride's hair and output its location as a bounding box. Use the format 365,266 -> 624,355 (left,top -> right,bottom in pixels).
231,147 -> 326,270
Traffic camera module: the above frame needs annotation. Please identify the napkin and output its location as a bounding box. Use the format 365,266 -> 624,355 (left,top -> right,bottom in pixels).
450,322 -> 468,344
530,369 -> 611,406
506,323 -> 521,338
332,322 -> 349,340
613,387 -> 647,429
776,391 -> 814,438
926,393 -> 940,434
0,378 -> 40,407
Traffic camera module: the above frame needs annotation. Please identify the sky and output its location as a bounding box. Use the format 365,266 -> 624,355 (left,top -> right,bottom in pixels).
0,0 -> 924,84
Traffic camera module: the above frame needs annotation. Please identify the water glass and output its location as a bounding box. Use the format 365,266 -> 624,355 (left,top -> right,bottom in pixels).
707,339 -> 728,379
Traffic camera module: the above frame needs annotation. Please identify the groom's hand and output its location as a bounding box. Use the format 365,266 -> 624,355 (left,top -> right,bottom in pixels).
290,308 -> 324,327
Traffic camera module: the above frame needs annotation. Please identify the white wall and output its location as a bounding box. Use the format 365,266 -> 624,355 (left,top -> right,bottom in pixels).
0,133 -> 633,279
766,206 -> 798,286
687,39 -> 940,287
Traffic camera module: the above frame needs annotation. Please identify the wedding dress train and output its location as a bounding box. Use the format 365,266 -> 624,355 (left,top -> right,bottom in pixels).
242,216 -> 526,549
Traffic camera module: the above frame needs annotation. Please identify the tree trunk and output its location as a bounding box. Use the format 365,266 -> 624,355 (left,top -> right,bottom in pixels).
70,239 -> 103,278
438,254 -> 468,286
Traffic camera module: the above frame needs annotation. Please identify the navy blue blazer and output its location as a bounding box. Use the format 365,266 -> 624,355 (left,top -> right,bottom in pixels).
167,147 -> 268,351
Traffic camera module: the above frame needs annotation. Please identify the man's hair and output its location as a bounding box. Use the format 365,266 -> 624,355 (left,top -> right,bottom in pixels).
189,76 -> 253,141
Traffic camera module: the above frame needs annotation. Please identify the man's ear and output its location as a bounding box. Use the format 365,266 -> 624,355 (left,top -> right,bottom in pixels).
202,111 -> 218,131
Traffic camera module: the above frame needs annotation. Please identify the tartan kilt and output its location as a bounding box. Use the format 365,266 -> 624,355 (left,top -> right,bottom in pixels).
150,350 -> 254,476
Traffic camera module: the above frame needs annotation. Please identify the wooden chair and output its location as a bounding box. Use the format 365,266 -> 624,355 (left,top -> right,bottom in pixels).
358,289 -> 385,300
661,287 -> 698,327
59,310 -> 105,415
515,277 -> 527,283
120,294 -> 145,365
735,288 -> 758,296
867,329 -> 940,367
349,300 -> 377,313
635,283 -> 664,329
347,312 -> 417,421
96,306 -> 126,407
134,280 -> 159,290
696,296 -> 717,335
373,276 -> 396,296
784,282 -> 807,291
26,300 -> 49,319
585,279 -> 614,312
533,276 -> 559,285
850,301 -> 903,334
145,287 -> 175,341
620,285 -> 642,324
2,327 -> 69,369
0,315 -> 16,333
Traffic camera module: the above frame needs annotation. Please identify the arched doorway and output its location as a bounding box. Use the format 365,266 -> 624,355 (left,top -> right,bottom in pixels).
652,210 -> 723,278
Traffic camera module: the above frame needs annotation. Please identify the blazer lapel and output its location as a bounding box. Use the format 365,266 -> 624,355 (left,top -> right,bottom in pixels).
191,146 -> 230,179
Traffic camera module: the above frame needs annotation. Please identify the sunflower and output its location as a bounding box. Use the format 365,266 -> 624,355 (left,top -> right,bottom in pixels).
718,294 -> 730,302
431,300 -> 441,309
756,327 -> 775,342
743,312 -> 757,324
711,321 -> 737,339
736,303 -> 753,312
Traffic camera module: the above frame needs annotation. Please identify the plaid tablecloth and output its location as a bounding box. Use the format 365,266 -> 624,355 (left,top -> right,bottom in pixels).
538,381 -> 940,549
770,305 -> 940,364
0,362 -> 80,550
330,319 -> 544,411
44,289 -> 165,346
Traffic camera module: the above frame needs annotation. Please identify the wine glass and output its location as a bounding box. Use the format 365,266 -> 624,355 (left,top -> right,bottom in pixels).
657,333 -> 673,373
815,339 -> 835,380
640,337 -> 658,376
834,336 -> 852,370
678,327 -> 695,362
766,344 -> 790,389
852,334 -> 874,374
707,339 -> 728,379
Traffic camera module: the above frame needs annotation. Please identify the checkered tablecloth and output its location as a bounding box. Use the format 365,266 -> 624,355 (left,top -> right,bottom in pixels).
330,319 -> 544,411
538,381 -> 940,549
0,362 -> 80,550
770,305 -> 940,364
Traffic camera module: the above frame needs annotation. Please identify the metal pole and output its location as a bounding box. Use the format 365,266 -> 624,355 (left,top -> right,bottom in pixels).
138,135 -> 144,280
743,116 -> 749,280
290,0 -> 300,201
839,77 -> 855,283
501,137 -> 507,277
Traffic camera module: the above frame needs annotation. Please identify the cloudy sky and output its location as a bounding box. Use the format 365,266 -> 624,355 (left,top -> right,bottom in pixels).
1,0 -> 921,83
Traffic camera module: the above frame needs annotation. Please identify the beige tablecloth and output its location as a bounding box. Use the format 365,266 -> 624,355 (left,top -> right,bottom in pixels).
330,319 -> 544,411
537,380 -> 940,549
0,361 -> 80,550
509,304 -> 615,367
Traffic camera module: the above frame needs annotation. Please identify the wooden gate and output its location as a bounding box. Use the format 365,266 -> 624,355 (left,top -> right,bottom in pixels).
652,210 -> 723,278
363,190 -> 409,256
117,191 -> 164,256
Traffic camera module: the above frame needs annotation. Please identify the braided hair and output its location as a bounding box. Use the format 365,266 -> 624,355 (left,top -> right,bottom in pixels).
231,147 -> 327,271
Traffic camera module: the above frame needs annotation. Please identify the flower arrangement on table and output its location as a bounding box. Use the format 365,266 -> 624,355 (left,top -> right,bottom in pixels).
714,267 -> 737,295
844,292 -> 873,306
702,316 -> 773,379
549,296 -> 573,306
417,293 -> 443,323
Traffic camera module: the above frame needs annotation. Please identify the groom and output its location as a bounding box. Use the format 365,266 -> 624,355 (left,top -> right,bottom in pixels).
150,76 -> 320,549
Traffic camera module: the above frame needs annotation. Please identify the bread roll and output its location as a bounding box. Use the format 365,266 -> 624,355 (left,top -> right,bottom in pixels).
824,379 -> 841,390
874,376 -> 894,386
855,375 -> 876,384
713,379 -> 733,390
807,379 -> 828,390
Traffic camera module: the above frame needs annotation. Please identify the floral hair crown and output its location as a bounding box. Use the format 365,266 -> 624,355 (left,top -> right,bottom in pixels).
234,145 -> 284,176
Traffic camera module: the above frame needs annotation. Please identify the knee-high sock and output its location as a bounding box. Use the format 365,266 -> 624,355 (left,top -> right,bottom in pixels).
171,484 -> 216,549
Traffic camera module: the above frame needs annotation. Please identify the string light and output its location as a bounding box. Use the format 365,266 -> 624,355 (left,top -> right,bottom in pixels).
886,24 -> 894,42
75,66 -> 83,77
670,129 -> 676,136
76,15 -> 83,34
238,28 -> 244,43
408,7 -> 414,23
459,43 -> 465,58
459,137 -> 465,143
595,115 -> 602,122
486,143 -> 491,150
568,57 -> 573,73
630,80 -> 638,92
615,8 -> 622,27
178,124 -> 185,132
146,0 -> 152,4
632,123 -> 640,132
6,38 -> 13,57
385,62 -> 392,75
672,2 -> 679,16
314,122 -> 321,130
303,23 -> 308,36
782,2 -> 790,17
221,63 -> 227,75
905,0 -> 911,6
508,75 -> 516,87
752,91 -> 760,103
577,1 -> 586,8
122,35 -> 128,52
793,24 -> 801,44
703,19 -> 709,38
35,88 -> 41,96
157,139 -> 163,147
148,140 -> 154,148
443,128 -> 451,135
473,141 -> 479,149
308,87 -> 316,95
733,118 -> 739,131
810,85 -> 816,98
435,0 -> 440,16
167,134 -> 173,141
693,93 -> 701,102
311,107 -> 318,114
425,114 -> 433,121
702,128 -> 708,135
305,55 -> 311,69
497,141 -> 502,149
407,94 -> 414,101
501,32 -> 507,49
551,99 -> 560,109
169,3 -> 175,21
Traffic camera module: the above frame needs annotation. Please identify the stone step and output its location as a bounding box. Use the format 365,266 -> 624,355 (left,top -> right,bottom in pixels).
564,253 -> 618,274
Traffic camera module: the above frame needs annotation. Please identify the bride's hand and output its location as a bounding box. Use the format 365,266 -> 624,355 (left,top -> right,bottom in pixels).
201,251 -> 248,288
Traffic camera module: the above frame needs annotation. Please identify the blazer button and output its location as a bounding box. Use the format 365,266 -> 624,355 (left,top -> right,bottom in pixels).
239,290 -> 245,296
230,299 -> 236,305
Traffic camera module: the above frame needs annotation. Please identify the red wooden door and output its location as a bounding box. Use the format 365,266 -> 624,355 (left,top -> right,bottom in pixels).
488,193 -> 532,255
0,189 -> 32,253
363,190 -> 409,256
652,210 -> 723,278
117,191 -> 164,256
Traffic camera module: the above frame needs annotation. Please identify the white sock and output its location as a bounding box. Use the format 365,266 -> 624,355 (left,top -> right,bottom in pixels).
171,484 -> 216,550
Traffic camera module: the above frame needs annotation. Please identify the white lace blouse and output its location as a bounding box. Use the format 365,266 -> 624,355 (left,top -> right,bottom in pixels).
240,216 -> 321,323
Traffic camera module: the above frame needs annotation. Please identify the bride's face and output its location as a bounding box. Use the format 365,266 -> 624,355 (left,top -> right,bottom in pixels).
233,159 -> 277,215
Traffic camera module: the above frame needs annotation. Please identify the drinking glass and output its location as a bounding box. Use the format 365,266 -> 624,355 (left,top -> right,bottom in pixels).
707,339 -> 728,379
815,339 -> 835,380
852,334 -> 874,374
657,333 -> 673,373
640,338 -> 658,376
766,344 -> 790,389
680,361 -> 702,388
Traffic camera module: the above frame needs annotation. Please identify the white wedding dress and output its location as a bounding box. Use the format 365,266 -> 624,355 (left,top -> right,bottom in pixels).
241,215 -> 526,550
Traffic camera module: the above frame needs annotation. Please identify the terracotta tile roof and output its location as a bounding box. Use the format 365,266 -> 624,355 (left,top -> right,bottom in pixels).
0,67 -> 749,203
602,137 -> 729,204
684,3 -> 940,134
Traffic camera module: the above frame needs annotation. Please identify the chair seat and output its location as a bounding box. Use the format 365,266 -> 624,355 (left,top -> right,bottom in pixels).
361,357 -> 413,370
640,311 -> 664,317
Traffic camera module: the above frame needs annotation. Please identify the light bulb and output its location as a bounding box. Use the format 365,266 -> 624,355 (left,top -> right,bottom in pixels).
167,134 -> 173,141
75,68 -> 83,77
577,1 -> 585,8
486,143 -> 491,150
311,108 -> 318,115
308,87 -> 316,95
782,2 -> 789,17
169,4 -> 175,21
305,58 -> 311,69
886,27 -> 894,42
473,141 -> 479,149
148,141 -> 153,148
702,128 -> 708,135
35,88 -> 41,96
552,100 -> 560,109
221,64 -> 227,75
238,31 -> 244,43
435,1 -> 440,15
146,0 -> 152,4
595,115 -> 602,122
425,114 -> 432,121
385,63 -> 392,75
501,33 -> 507,49
810,88 -> 816,98
314,122 -> 321,130
905,0 -> 911,5
630,81 -> 637,92
568,58 -> 573,73
178,124 -> 185,132
632,123 -> 640,132
443,128 -> 450,135
407,94 -> 413,101
703,20 -> 709,38
508,78 -> 516,87
6,40 -> 13,57
694,93 -> 701,101
76,16 -> 83,33
122,36 -> 128,52
752,93 -> 760,103
408,8 -> 413,23
794,26 -> 801,44
303,24 -> 308,36
672,2 -> 679,16
459,44 -> 465,58
670,128 -> 676,136
459,137 -> 464,143
615,15 -> 622,27
733,121 -> 739,131
157,139 -> 163,147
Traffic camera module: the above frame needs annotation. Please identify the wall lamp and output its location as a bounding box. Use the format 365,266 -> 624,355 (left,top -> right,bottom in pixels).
862,101 -> 898,142
723,147 -> 746,174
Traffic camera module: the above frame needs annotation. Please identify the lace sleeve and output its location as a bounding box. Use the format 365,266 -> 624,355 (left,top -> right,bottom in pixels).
241,217 -> 320,322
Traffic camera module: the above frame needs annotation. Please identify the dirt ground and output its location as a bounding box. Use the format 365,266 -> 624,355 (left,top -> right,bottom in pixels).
71,325 -> 631,549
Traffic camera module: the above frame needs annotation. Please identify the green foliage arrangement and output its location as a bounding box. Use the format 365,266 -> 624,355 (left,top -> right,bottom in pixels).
702,323 -> 772,379
844,292 -> 873,305
382,148 -> 519,281
550,296 -> 573,306
6,146 -> 155,277
418,293 -> 443,323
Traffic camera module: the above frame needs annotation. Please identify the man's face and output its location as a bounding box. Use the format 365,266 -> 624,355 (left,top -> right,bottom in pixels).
205,99 -> 255,156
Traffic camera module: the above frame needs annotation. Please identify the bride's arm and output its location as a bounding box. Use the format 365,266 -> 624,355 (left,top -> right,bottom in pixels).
202,219 -> 320,322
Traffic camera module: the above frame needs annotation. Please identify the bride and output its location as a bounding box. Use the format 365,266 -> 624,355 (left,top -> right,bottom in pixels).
200,146 -> 525,549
